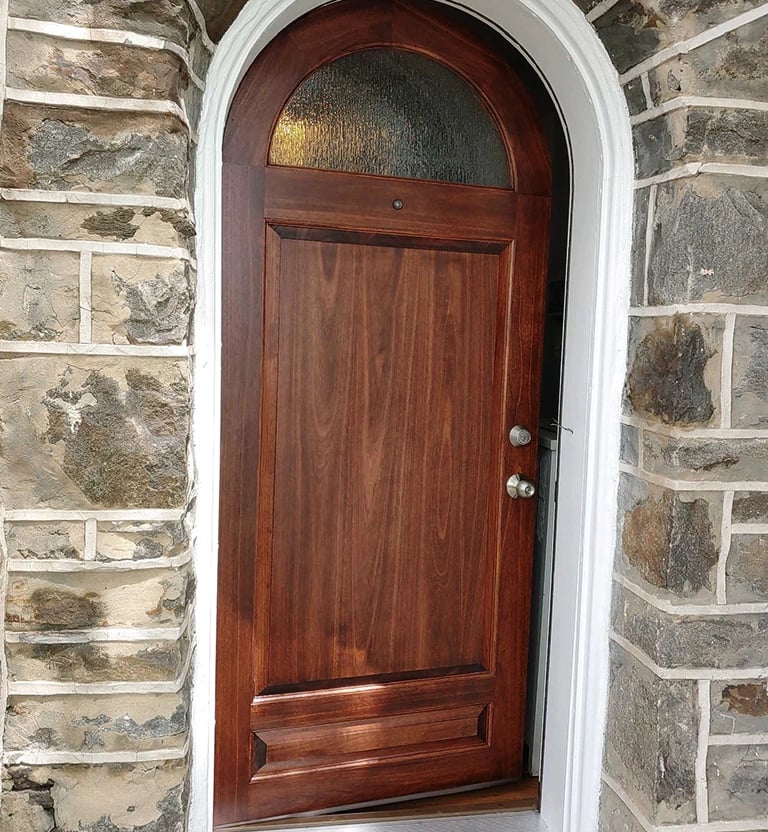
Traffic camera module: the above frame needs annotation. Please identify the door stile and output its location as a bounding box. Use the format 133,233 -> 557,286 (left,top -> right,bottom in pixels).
216,163 -> 267,825
253,225 -> 283,700
494,196 -> 552,774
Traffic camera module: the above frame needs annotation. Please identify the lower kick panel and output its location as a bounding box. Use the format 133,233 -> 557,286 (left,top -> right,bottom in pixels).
253,704 -> 489,775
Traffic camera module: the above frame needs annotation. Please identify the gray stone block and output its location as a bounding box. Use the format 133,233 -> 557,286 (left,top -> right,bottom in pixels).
0,201 -> 192,247
604,641 -> 697,824
686,108 -> 768,163
0,788 -> 54,832
7,638 -> 188,684
708,744 -> 768,821
0,104 -> 189,198
633,114 -> 677,179
643,432 -> 768,482
647,178 -> 768,305
733,492 -> 768,523
727,535 -> 768,602
625,315 -> 721,427
733,317 -> 768,428
623,77 -> 648,117
711,679 -> 768,735
613,584 -> 768,668
599,784 -> 647,832
620,424 -> 640,466
593,1 -> 663,74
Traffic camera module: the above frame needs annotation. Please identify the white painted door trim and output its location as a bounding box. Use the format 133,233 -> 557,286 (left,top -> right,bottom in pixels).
191,1 -> 634,829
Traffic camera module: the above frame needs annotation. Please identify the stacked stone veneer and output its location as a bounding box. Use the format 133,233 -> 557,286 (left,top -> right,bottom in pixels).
0,0 -> 765,830
584,0 -> 768,829
0,1 -> 210,830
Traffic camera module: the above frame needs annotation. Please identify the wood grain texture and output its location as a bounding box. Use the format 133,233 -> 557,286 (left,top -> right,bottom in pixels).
217,1 -> 552,826
265,235 -> 498,688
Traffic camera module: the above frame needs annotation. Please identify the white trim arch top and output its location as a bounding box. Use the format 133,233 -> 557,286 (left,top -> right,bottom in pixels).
192,1 -> 634,829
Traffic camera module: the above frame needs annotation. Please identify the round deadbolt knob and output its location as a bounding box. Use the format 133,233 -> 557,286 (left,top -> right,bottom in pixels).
506,474 -> 536,499
509,425 -> 532,447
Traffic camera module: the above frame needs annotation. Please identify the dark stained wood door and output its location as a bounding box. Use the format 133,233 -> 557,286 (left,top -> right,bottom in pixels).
216,2 -> 552,826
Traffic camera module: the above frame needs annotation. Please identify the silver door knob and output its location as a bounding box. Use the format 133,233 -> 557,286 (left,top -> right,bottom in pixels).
509,425 -> 532,447
506,474 -> 536,499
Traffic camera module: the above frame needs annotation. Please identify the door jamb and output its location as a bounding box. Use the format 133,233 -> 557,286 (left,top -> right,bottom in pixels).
191,2 -> 634,829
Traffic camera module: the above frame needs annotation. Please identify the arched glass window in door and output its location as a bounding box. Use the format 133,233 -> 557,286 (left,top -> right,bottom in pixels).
269,48 -> 511,187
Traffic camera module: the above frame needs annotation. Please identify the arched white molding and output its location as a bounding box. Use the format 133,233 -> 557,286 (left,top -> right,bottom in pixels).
191,1 -> 634,829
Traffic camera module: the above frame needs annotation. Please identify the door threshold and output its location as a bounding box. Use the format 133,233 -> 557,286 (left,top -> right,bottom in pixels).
222,778 -> 539,830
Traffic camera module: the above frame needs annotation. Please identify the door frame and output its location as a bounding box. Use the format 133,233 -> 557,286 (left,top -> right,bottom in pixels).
191,1 -> 634,830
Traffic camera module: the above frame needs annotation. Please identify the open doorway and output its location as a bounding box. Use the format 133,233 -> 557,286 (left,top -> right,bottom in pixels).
192,0 -> 634,829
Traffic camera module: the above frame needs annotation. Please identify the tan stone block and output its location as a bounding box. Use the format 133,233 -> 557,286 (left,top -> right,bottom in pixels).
708,744 -> 768,821
0,250 -> 79,341
0,789 -> 54,832
5,692 -> 188,752
7,32 -> 187,103
9,0 -> 198,47
96,520 -> 188,561
3,760 -> 187,832
5,568 -> 190,631
0,356 -> 190,509
0,103 -> 189,197
91,256 -> 193,345
0,201 -> 193,247
649,20 -> 768,105
7,638 -> 188,683
5,522 -> 84,560
616,473 -> 720,602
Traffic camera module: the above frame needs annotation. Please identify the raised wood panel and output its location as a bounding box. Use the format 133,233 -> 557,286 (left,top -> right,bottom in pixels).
254,704 -> 487,774
262,232 -> 503,691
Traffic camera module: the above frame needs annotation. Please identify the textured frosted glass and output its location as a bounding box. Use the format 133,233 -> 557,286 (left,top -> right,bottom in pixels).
269,48 -> 511,187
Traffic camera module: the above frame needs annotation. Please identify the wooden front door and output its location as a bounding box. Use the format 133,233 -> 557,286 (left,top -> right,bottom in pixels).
215,1 -> 552,825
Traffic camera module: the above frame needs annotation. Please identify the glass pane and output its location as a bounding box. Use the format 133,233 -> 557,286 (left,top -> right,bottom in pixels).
269,48 -> 511,187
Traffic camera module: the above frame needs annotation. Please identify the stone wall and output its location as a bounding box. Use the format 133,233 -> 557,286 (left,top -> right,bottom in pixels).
0,1 -> 210,829
584,0 -> 768,829
0,0 -> 765,830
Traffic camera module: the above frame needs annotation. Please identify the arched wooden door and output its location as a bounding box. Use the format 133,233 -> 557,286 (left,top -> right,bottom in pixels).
216,1 -> 552,825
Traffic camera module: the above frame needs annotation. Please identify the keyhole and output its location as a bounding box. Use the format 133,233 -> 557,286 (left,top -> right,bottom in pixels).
392,199 -> 404,210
